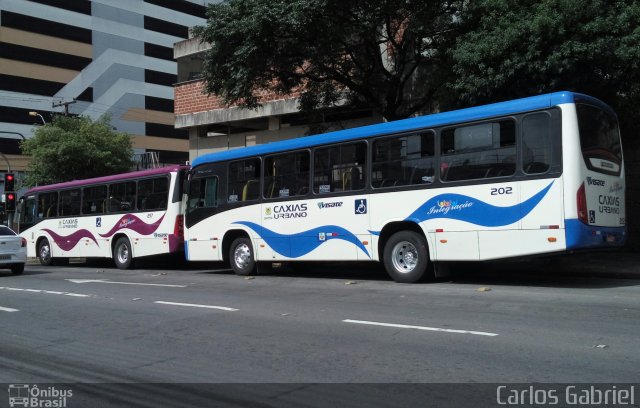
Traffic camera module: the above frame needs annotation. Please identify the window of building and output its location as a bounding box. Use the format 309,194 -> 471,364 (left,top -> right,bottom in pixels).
372,132 -> 435,188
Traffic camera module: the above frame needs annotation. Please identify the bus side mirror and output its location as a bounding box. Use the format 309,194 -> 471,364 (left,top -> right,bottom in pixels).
183,178 -> 190,197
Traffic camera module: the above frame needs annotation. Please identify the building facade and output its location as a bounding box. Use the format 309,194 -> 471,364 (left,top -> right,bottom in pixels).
174,38 -> 381,162
0,0 -> 214,173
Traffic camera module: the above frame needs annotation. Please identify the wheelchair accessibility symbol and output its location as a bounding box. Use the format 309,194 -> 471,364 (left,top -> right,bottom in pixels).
355,199 -> 367,214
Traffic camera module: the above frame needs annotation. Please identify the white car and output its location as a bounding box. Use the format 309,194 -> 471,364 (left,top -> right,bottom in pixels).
0,225 -> 27,275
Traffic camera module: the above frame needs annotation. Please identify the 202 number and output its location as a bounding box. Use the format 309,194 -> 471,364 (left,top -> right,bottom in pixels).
491,187 -> 512,195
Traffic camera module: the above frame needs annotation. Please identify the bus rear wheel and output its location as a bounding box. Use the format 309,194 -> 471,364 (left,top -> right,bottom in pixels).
114,237 -> 134,270
38,238 -> 53,266
229,237 -> 256,276
383,231 -> 431,283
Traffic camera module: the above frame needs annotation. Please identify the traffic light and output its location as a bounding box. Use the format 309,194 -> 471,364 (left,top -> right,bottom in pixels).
4,173 -> 14,191
5,193 -> 15,212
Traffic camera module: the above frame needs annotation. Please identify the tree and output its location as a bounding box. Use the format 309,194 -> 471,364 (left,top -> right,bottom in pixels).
193,0 -> 464,121
21,115 -> 134,187
449,0 -> 640,134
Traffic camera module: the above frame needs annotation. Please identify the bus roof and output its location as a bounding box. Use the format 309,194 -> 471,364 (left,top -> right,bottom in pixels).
23,165 -> 188,196
192,91 -> 613,167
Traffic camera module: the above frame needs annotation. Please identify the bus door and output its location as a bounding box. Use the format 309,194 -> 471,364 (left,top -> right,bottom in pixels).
184,167 -> 224,261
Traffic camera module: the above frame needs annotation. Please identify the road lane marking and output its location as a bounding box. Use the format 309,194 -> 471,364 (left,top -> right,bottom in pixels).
342,319 -> 499,337
66,279 -> 186,288
0,306 -> 19,312
0,286 -> 90,298
154,301 -> 238,312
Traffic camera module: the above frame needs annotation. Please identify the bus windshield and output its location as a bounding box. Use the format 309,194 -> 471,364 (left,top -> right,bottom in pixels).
576,104 -> 622,175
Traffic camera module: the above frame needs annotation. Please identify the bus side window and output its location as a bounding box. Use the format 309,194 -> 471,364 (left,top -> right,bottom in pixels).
522,113 -> 551,174
228,158 -> 260,203
372,132 -> 435,188
314,142 -> 366,194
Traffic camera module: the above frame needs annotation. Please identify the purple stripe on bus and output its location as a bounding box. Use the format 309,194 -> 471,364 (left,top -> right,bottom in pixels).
98,214 -> 165,237
24,165 -> 188,195
42,228 -> 99,252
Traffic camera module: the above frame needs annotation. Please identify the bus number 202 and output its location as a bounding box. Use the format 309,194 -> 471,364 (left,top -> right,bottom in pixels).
491,187 -> 513,195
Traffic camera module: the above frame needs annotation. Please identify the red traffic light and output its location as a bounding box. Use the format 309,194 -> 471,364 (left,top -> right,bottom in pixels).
4,173 -> 15,191
5,192 -> 16,211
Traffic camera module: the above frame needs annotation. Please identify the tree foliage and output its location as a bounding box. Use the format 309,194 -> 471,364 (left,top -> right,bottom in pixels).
450,0 -> 640,141
193,0 -> 464,121
21,115 -> 134,187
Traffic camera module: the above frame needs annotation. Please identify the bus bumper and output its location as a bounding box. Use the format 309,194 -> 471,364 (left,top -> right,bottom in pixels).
565,219 -> 627,250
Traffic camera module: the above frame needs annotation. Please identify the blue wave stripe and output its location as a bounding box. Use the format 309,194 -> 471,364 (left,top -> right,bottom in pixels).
233,221 -> 371,259
404,181 -> 554,227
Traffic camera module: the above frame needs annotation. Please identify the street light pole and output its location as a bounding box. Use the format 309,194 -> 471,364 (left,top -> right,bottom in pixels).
0,131 -> 26,173
29,111 -> 46,125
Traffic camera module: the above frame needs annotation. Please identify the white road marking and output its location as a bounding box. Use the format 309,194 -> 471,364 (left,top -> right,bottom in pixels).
66,279 -> 186,288
342,319 -> 499,337
154,301 -> 238,312
0,286 -> 90,298
0,306 -> 19,312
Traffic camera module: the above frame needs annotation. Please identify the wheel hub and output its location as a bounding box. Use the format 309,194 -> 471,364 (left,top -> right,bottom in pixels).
391,241 -> 418,273
234,244 -> 251,269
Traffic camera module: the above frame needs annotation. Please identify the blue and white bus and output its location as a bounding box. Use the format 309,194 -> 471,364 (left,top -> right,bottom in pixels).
184,92 -> 625,282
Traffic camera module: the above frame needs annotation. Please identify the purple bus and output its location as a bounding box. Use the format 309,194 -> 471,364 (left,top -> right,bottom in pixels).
17,166 -> 187,269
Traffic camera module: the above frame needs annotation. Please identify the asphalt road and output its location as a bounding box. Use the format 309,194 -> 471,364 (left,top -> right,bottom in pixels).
1,258 -> 639,407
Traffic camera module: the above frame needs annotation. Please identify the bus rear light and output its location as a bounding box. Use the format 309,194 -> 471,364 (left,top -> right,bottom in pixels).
174,215 -> 184,240
21,237 -> 27,247
577,183 -> 588,224
548,237 -> 557,243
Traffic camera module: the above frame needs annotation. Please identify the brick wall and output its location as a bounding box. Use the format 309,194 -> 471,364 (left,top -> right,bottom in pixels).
175,80 -> 302,115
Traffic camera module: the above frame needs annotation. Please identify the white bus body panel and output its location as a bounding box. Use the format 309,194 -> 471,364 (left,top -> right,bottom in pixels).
186,174 -> 565,263
24,210 -> 178,259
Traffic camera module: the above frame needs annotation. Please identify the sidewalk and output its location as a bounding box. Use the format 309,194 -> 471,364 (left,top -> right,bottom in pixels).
552,250 -> 640,278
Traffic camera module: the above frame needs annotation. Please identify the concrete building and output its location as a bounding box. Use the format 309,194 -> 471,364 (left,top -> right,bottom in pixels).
173,37 -> 381,162
0,0 -> 214,173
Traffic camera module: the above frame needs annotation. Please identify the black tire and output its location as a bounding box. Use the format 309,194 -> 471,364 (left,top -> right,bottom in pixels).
229,237 -> 256,276
38,238 -> 53,266
11,263 -> 24,275
382,231 -> 432,283
113,237 -> 134,270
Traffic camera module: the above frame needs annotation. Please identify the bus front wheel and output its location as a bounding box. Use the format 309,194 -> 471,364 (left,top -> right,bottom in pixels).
383,231 -> 431,283
114,237 -> 134,270
229,237 -> 256,276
